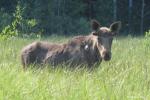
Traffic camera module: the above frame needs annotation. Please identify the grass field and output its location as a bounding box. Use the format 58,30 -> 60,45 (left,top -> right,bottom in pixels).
0,36 -> 150,100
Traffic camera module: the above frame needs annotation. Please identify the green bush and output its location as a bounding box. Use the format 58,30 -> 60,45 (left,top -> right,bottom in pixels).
0,1 -> 39,40
144,30 -> 150,54
0,2 -> 23,40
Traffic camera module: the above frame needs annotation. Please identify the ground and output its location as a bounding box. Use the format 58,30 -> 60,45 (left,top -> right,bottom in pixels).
0,35 -> 150,100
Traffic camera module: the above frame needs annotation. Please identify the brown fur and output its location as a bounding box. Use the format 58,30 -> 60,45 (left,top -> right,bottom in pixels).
21,20 -> 121,69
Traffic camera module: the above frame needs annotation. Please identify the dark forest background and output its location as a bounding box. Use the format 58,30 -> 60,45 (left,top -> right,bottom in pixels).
0,0 -> 149,37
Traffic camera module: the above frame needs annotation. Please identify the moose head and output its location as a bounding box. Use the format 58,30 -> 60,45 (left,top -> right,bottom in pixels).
91,20 -> 121,61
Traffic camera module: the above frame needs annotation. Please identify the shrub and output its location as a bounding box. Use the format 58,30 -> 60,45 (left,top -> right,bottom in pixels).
144,30 -> 150,53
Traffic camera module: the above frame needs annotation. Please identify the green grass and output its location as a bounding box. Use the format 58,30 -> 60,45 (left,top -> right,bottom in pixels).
0,36 -> 150,100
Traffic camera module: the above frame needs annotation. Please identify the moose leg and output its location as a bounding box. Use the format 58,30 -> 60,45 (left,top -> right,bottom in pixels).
21,53 -> 31,70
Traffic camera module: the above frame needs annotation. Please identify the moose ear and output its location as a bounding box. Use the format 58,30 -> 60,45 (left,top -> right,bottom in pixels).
110,21 -> 121,35
91,20 -> 101,31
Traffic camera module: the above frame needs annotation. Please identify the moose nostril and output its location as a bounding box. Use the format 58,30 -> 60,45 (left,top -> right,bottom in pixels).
105,53 -> 109,58
103,52 -> 111,61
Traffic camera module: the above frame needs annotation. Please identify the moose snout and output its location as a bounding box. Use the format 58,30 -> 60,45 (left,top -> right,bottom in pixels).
102,51 -> 111,61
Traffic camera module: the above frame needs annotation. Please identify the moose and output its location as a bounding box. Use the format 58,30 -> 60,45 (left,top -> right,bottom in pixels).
21,20 -> 121,69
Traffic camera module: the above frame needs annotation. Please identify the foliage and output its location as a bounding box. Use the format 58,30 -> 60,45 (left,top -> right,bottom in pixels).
0,25 -> 17,40
0,0 -> 114,36
145,30 -> 150,37
0,0 -> 150,36
0,36 -> 150,99
144,30 -> 150,52
0,2 -> 23,40
0,1 -> 39,40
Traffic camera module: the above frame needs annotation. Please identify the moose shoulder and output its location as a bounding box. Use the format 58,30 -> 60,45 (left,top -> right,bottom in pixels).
21,20 -> 121,69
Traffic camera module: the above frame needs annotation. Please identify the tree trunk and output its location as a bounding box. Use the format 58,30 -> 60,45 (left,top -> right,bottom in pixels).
113,0 -> 117,21
128,0 -> 132,34
140,0 -> 145,35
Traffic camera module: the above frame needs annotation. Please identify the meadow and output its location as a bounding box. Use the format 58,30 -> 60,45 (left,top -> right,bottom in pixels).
0,35 -> 150,100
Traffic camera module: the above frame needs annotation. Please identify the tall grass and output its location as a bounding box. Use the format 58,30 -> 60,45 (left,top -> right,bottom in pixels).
0,36 -> 150,100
